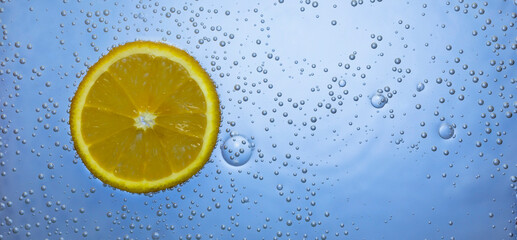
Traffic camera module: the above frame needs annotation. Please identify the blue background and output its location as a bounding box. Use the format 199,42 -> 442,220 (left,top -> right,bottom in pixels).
1,0 -> 517,239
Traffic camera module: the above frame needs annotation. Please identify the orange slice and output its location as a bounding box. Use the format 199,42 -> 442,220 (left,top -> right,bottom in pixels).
70,41 -> 220,193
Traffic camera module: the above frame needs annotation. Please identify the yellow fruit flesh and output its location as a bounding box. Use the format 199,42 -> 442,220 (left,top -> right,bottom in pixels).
81,54 -> 206,182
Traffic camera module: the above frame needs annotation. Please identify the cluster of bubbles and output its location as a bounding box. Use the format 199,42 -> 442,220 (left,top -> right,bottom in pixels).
370,87 -> 394,109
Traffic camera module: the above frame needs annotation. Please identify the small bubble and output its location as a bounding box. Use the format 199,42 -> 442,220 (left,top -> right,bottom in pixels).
416,82 -> 425,92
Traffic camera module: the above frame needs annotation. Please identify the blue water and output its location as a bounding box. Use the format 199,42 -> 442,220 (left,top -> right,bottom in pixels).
1,0 -> 517,239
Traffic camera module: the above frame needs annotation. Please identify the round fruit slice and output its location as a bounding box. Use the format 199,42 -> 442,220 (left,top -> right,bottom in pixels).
70,41 -> 220,193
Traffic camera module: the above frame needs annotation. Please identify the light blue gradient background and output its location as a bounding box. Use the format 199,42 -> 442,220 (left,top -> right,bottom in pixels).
1,0 -> 517,239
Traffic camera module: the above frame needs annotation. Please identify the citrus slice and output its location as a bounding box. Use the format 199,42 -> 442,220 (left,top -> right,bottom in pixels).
70,41 -> 220,193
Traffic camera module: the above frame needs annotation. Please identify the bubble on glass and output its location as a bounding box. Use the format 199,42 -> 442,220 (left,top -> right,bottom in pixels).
493,158 -> 500,166
221,135 -> 254,166
438,123 -> 454,139
370,93 -> 388,108
338,79 -> 346,87
416,82 -> 425,92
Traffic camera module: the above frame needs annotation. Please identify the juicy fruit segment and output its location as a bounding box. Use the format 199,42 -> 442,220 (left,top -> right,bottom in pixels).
83,54 -> 205,181
71,41 -> 219,193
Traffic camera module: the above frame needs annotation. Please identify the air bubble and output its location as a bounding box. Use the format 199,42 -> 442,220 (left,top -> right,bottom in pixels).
221,135 -> 253,166
416,82 -> 425,92
438,123 -> 454,139
493,158 -> 500,166
370,93 -> 388,108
